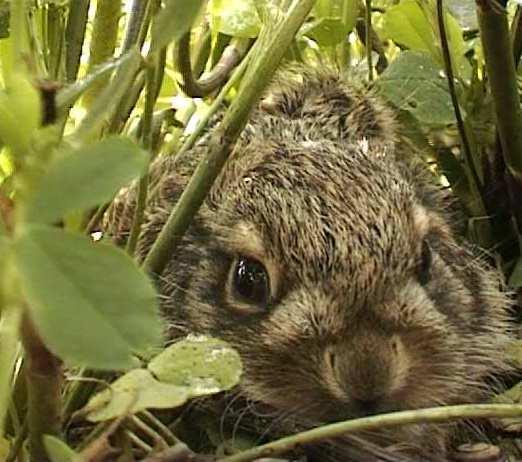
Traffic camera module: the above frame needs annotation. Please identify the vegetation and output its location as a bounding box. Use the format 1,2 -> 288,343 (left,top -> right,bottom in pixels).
0,0 -> 520,460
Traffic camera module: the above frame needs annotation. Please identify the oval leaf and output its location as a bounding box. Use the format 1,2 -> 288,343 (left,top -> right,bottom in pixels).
148,335 -> 242,395
15,225 -> 163,370
84,369 -> 189,422
382,0 -> 436,56
25,136 -> 148,224
209,0 -> 261,38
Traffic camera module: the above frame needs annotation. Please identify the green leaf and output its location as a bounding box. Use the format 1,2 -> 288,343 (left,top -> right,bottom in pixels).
15,225 -> 162,370
25,136 -> 148,224
43,435 -> 82,462
84,336 -> 242,422
377,51 -> 456,126
0,73 -> 41,156
151,0 -> 205,50
148,335 -> 242,394
382,0 -> 467,76
209,0 -> 261,38
382,0 -> 436,56
302,17 -> 355,47
84,369 -> 190,422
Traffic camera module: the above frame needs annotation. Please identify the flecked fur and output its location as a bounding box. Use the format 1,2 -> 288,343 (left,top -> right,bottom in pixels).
104,67 -> 514,461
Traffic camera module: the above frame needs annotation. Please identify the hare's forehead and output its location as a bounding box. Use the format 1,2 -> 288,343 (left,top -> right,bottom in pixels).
219,162 -> 421,282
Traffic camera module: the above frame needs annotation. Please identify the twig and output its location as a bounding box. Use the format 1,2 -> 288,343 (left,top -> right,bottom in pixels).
176,33 -> 250,97
143,0 -> 316,276
218,404 -> 522,462
126,59 -> 157,256
22,314 -> 63,462
436,0 -> 483,197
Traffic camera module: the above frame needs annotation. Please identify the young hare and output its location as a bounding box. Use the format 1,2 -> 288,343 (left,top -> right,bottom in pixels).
105,68 -> 514,460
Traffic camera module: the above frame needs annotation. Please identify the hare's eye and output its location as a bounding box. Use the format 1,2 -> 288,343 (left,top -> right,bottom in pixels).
233,257 -> 270,306
417,239 -> 432,286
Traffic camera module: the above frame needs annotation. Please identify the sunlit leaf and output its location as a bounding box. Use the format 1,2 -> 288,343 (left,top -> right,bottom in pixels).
382,0 -> 436,55
25,136 -> 148,224
209,0 -> 261,38
148,335 -> 242,394
84,336 -> 242,422
15,225 -> 162,370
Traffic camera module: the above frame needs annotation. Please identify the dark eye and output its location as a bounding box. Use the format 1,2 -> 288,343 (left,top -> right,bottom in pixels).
233,257 -> 270,305
417,239 -> 432,286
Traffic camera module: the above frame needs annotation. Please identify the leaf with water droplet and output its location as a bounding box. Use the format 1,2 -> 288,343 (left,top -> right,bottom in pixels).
148,335 -> 242,395
83,336 -> 242,422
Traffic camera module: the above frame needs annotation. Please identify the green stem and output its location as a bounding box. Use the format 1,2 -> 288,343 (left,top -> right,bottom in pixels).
10,0 -> 28,75
164,44 -> 253,160
219,404 -> 522,462
82,0 -> 122,110
126,57 -> 159,256
143,0 -> 317,276
436,0 -> 486,217
74,50 -> 143,141
121,0 -> 150,53
176,33 -> 250,97
44,2 -> 66,80
365,0 -> 372,81
477,0 -> 522,177
64,0 -> 90,82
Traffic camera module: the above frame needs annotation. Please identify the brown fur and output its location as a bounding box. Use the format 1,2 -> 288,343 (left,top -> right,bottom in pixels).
104,67 -> 514,460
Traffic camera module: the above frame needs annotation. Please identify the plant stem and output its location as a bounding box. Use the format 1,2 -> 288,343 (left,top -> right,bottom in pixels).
176,33 -> 250,97
121,0 -> 150,53
143,0 -> 317,275
436,0 -> 489,238
74,49 -> 143,141
510,5 -> 522,65
164,44 -> 253,160
64,0 -> 90,82
0,302 -> 21,439
22,314 -> 62,462
82,0 -> 122,110
477,0 -> 522,177
219,404 -> 522,462
365,0 -> 372,81
126,57 -> 159,256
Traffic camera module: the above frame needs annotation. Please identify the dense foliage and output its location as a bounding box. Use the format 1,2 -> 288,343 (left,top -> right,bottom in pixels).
0,0 -> 521,461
